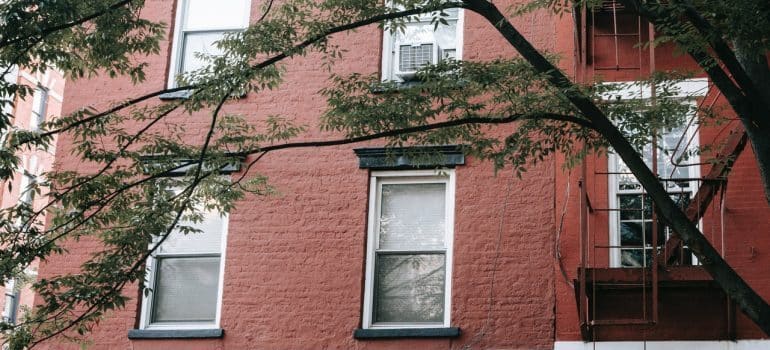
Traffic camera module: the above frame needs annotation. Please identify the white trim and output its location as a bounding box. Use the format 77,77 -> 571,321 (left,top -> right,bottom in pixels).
138,210 -> 229,330
555,340 -> 770,350
215,211 -> 228,327
608,154 -> 621,267
362,169 -> 455,329
166,0 -> 252,88
600,78 -> 709,101
380,5 -> 464,82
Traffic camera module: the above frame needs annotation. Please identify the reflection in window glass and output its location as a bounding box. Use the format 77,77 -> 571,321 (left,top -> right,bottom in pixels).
373,254 -> 445,323
151,257 -> 220,323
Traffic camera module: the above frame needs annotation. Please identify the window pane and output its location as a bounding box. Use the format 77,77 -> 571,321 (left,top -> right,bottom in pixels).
618,194 -> 642,220
29,89 -> 45,131
373,254 -> 445,323
159,211 -> 225,255
180,31 -> 226,74
621,248 -> 660,267
620,221 -> 643,246
151,257 -> 220,323
185,0 -> 249,30
621,249 -> 645,267
379,183 -> 446,250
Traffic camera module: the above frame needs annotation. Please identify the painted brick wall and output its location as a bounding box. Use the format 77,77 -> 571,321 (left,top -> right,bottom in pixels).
34,0 -> 575,349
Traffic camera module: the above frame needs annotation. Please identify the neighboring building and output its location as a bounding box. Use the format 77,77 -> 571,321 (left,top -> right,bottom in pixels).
0,68 -> 65,327
26,0 -> 770,349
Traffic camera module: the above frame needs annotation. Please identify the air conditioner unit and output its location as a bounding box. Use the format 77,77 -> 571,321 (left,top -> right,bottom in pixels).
394,41 -> 440,81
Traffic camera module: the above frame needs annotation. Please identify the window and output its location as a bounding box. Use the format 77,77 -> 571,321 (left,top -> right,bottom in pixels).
4,172 -> 37,325
381,5 -> 463,82
167,0 -> 251,87
2,278 -> 18,324
139,197 -> 228,329
18,171 -> 35,206
607,80 -> 707,268
362,170 -> 454,328
28,86 -> 47,132
16,171 -> 36,230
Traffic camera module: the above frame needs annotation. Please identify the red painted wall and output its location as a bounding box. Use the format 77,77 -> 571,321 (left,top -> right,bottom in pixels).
31,1 -> 770,348
34,1 -> 578,349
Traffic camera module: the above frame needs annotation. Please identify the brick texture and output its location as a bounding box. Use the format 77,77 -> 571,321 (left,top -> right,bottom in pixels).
34,1 -> 571,349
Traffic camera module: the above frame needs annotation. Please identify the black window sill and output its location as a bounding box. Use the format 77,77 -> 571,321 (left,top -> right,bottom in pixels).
128,328 -> 224,339
354,327 -> 460,339
354,145 -> 465,170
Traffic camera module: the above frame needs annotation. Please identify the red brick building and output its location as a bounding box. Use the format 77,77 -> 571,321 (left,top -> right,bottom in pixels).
0,67 -> 65,329
27,0 -> 770,349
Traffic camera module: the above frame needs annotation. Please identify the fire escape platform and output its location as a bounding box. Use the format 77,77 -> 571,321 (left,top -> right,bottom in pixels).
574,266 -> 734,341
578,266 -> 713,287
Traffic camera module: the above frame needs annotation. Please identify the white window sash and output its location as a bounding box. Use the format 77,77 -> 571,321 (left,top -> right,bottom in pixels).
362,169 -> 455,329
167,0 -> 251,87
29,87 -> 47,131
139,212 -> 229,330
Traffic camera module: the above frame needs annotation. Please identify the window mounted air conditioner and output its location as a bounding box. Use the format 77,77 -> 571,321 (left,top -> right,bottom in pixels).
394,41 -> 440,81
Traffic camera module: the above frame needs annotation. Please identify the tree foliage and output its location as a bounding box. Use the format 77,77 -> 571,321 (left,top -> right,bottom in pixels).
0,0 -> 767,348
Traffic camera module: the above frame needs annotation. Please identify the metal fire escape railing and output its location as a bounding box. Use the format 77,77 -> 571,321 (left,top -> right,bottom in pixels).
574,0 -> 750,338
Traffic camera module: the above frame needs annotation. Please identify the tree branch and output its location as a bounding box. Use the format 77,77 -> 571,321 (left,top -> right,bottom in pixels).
0,0 -> 134,48
234,113 -> 594,157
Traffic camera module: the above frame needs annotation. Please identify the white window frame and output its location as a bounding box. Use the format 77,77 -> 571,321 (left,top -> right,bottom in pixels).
381,4 -> 464,82
362,169 -> 455,329
138,208 -> 229,330
29,85 -> 47,132
18,171 -> 35,206
166,0 -> 251,88
606,79 -> 708,268
2,278 -> 19,324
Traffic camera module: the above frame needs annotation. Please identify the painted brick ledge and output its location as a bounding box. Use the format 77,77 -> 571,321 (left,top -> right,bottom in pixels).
128,328 -> 224,339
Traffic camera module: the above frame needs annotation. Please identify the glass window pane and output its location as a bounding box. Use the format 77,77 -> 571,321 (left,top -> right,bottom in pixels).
30,89 -> 45,130
378,183 -> 446,250
621,249 -> 645,267
373,254 -> 445,323
151,257 -> 220,323
618,194 -> 641,220
159,211 -> 225,255
620,221 -> 643,246
643,222 -> 665,247
180,31 -> 226,74
185,0 -> 249,30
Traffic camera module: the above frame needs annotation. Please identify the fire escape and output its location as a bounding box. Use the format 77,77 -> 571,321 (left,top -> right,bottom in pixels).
572,1 -> 749,341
